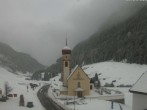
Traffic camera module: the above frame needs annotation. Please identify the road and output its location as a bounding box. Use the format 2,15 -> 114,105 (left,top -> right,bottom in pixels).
37,85 -> 64,110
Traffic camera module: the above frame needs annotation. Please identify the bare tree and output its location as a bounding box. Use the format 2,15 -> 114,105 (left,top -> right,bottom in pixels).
5,81 -> 13,99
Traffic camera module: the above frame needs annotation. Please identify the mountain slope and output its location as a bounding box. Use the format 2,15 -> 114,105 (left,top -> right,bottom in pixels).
0,67 -> 45,110
0,42 -> 44,73
72,5 -> 147,66
41,5 -> 147,76
82,61 -> 147,86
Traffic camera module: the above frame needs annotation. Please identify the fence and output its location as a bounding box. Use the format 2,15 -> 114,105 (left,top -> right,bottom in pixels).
48,89 -> 73,110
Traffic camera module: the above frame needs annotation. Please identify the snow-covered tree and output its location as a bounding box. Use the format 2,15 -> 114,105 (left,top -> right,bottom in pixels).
95,73 -> 101,89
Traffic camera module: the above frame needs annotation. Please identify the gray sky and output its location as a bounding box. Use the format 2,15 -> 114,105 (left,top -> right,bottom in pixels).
0,0 -> 143,66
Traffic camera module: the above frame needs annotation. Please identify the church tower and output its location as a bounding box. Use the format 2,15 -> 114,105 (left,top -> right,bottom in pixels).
62,39 -> 71,87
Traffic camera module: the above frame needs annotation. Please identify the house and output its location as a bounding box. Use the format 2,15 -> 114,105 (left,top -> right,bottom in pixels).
129,71 -> 147,110
60,40 -> 90,97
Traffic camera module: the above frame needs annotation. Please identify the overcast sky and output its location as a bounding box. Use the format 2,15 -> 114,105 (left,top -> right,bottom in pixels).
0,0 -> 144,66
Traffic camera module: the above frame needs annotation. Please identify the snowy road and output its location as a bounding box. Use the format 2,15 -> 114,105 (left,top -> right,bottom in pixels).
37,85 -> 64,110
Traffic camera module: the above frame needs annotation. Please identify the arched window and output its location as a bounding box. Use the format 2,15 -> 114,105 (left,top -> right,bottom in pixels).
65,61 -> 68,67
77,82 -> 81,88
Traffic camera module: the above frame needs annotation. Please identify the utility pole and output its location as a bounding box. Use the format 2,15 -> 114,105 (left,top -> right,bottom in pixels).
111,101 -> 114,109
74,95 -> 75,110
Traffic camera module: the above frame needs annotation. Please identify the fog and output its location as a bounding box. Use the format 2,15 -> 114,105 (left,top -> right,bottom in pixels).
0,0 -> 144,66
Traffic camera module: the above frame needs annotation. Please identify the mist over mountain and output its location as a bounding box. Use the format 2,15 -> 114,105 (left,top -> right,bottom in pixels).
0,42 -> 44,73
72,5 -> 147,66
0,0 -> 145,66
40,4 -> 147,77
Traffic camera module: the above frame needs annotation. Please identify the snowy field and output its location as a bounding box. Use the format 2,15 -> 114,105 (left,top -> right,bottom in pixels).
48,86 -> 131,110
50,75 -> 131,110
0,67 -> 48,110
65,99 -> 130,110
0,61 -> 146,110
50,61 -> 147,110
83,61 -> 147,86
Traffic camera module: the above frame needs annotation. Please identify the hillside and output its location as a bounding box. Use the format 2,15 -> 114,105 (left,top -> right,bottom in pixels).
38,4 -> 147,76
0,67 -> 45,110
49,61 -> 147,109
72,5 -> 147,66
0,63 -> 133,110
82,61 -> 147,86
0,42 -> 44,73
49,61 -> 147,87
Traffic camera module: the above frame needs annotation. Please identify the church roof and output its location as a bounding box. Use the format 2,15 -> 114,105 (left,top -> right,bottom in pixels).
67,65 -> 90,81
62,38 -> 71,50
67,65 -> 78,80
62,46 -> 71,50
129,71 -> 147,95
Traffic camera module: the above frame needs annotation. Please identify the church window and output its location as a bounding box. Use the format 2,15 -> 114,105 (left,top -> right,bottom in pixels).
77,82 -> 81,88
77,72 -> 81,80
65,61 -> 68,67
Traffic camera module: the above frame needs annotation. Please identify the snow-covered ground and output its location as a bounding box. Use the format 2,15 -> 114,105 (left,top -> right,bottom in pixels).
0,61 -> 146,110
64,99 -> 130,110
50,61 -> 147,110
49,74 -> 131,110
0,67 -> 48,110
110,87 -> 133,108
83,61 -> 147,86
50,90 -> 130,110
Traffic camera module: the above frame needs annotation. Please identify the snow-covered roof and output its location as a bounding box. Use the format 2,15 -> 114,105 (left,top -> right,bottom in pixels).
130,71 -> 147,95
67,65 -> 90,81
62,46 -> 71,50
67,65 -> 78,80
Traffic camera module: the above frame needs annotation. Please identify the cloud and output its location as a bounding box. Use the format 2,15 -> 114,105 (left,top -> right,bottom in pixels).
0,0 -> 145,66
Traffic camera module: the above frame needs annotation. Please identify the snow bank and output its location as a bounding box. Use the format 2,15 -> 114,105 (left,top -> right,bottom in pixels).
83,62 -> 147,86
0,67 -> 45,110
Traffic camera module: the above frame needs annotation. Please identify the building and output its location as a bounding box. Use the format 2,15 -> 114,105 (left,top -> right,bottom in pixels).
60,41 -> 90,97
129,71 -> 147,110
61,43 -> 72,87
67,65 -> 90,97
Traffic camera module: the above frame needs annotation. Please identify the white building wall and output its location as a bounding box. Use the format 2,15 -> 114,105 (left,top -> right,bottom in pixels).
132,93 -> 147,110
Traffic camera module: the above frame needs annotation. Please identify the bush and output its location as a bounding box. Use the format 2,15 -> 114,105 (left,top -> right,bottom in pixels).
104,82 -> 114,87
117,84 -> 132,87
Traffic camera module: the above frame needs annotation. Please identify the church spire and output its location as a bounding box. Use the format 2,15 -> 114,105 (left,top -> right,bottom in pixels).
66,33 -> 68,46
62,33 -> 71,53
66,37 -> 67,46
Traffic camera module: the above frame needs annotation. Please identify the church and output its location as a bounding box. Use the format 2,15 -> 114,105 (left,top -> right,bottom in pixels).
60,41 -> 90,97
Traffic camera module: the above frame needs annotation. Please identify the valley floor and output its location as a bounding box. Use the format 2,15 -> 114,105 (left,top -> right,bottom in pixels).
0,86 -> 44,110
49,76 -> 132,110
0,61 -> 146,110
0,67 -> 47,110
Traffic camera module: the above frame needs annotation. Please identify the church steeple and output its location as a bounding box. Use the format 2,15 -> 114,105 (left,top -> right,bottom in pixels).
66,37 -> 67,46
62,38 -> 71,87
62,38 -> 71,54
